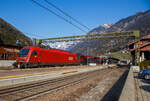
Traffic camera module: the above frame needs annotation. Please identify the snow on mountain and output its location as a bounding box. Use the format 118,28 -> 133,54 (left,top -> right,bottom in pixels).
87,23 -> 113,35
101,23 -> 113,29
49,41 -> 80,50
47,23 -> 113,51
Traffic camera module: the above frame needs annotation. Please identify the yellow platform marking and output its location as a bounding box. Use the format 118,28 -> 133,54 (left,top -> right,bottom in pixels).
0,71 -> 58,79
0,69 -> 79,79
62,70 -> 78,75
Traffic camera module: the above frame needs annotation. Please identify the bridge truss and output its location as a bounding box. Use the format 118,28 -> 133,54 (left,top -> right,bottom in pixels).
40,30 -> 140,43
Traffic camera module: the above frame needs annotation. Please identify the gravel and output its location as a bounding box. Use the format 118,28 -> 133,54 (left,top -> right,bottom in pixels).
30,68 -> 127,101
76,72 -> 122,101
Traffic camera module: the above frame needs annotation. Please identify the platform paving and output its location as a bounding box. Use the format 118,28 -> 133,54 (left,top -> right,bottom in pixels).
0,60 -> 15,66
134,73 -> 150,101
0,66 -> 107,87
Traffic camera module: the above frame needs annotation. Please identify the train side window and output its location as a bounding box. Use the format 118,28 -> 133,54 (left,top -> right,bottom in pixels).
31,51 -> 37,56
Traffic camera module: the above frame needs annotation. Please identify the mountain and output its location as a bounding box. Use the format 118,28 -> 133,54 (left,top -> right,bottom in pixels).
70,10 -> 150,56
48,24 -> 112,51
49,41 -> 80,50
69,23 -> 113,55
0,18 -> 32,46
107,10 -> 150,35
87,23 -> 113,34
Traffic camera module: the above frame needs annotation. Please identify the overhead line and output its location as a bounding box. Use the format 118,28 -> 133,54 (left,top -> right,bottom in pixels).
31,0 -> 87,33
44,0 -> 90,30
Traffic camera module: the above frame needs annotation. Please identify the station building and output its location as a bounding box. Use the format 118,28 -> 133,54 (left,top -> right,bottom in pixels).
0,44 -> 22,60
129,34 -> 150,69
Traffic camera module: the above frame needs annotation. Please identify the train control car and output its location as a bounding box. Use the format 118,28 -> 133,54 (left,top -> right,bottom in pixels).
14,46 -> 80,68
79,55 -> 88,65
79,55 -> 103,65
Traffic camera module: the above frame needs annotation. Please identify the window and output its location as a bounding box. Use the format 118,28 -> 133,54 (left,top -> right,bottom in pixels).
31,51 -> 37,56
19,49 -> 30,57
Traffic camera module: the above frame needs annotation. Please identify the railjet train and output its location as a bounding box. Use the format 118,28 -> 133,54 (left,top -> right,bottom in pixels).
14,46 -> 103,68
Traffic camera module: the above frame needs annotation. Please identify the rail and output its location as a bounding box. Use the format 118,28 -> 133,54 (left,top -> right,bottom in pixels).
0,68 -> 114,101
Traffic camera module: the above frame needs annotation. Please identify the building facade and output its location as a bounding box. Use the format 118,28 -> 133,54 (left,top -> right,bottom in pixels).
129,34 -> 150,69
0,45 -> 22,60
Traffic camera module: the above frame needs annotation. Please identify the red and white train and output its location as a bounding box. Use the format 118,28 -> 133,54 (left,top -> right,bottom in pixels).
14,46 -> 103,68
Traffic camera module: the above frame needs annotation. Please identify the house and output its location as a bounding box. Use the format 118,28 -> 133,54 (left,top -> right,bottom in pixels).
0,44 -> 22,60
129,34 -> 150,69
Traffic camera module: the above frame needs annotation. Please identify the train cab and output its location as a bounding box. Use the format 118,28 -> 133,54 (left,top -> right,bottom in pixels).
14,46 -> 79,68
15,47 -> 41,68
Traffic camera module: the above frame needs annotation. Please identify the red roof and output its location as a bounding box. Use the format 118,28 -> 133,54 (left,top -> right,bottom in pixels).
141,45 -> 150,51
128,34 -> 150,46
130,42 -> 150,52
129,34 -> 150,52
143,34 -> 150,39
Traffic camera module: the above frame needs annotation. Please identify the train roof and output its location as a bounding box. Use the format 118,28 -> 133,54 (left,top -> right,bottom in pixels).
22,46 -> 76,54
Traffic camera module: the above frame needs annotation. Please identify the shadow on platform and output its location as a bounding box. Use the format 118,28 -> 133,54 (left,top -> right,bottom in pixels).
100,70 -> 129,101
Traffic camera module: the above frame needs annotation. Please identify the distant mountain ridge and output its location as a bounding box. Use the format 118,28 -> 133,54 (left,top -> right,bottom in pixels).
70,10 -> 150,56
49,23 -> 113,51
87,23 -> 113,35
0,18 -> 32,46
107,10 -> 150,34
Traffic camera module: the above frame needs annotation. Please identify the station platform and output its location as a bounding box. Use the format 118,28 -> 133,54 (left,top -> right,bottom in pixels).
0,60 -> 15,68
0,65 -> 107,87
119,66 -> 150,101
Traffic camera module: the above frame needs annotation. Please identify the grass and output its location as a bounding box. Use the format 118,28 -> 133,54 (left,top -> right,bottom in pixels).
109,51 -> 131,60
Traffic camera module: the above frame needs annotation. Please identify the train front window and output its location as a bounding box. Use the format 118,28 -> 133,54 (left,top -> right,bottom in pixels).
19,49 -> 30,57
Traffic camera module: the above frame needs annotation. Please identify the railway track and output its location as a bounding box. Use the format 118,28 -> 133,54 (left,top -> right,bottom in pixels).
0,68 -> 117,101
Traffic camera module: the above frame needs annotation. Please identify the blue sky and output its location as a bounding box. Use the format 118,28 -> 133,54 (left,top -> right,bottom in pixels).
0,0 -> 150,39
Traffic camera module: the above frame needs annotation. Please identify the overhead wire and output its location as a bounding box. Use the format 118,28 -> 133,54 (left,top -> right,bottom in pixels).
31,0 -> 88,33
44,0 -> 90,30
